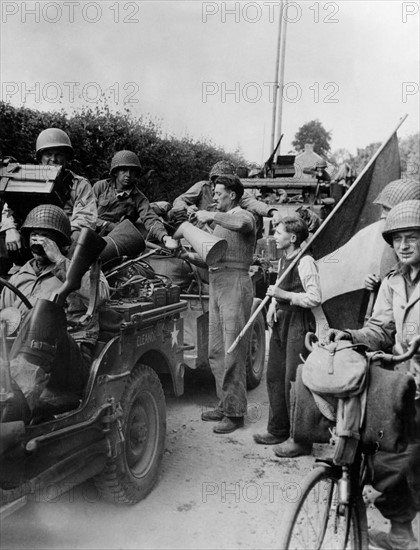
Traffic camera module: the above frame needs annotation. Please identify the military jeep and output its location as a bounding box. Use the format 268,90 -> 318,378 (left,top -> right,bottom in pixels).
0,229 -> 187,520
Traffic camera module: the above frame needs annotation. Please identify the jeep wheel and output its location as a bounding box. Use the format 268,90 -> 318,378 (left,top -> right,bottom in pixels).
94,364 -> 166,504
246,299 -> 266,390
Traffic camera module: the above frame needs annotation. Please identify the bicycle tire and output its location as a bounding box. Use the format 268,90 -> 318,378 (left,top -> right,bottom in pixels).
279,465 -> 368,550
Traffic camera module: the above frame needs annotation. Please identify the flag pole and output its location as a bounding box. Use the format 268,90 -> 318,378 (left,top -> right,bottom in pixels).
227,114 -> 408,354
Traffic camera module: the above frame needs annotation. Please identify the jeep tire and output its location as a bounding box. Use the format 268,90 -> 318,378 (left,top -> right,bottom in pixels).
94,364 -> 166,504
246,298 -> 266,390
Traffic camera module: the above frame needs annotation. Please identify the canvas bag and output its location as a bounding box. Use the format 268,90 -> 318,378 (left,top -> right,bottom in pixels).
301,340 -> 368,398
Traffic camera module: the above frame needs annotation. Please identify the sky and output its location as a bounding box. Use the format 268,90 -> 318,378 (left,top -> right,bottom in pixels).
0,0 -> 419,164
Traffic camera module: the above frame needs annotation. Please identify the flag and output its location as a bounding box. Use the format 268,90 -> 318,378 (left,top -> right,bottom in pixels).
310,132 -> 401,333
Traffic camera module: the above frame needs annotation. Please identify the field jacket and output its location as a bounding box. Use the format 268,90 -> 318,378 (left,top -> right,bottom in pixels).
0,258 -> 109,345
348,269 -> 420,398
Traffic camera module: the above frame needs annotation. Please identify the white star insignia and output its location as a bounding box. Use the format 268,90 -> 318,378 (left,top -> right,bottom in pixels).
171,324 -> 179,347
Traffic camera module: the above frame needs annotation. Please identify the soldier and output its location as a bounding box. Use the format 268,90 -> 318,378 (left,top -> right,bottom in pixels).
365,178 -> 420,292
326,200 -> 420,550
93,150 -> 177,249
1,205 -> 109,413
1,128 -> 97,258
302,159 -> 331,183
172,160 -> 282,238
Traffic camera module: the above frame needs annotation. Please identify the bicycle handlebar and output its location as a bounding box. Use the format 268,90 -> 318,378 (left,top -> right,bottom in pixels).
372,335 -> 420,364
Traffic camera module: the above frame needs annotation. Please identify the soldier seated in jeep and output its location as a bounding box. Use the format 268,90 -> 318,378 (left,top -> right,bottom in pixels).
0,204 -> 109,417
93,150 -> 177,250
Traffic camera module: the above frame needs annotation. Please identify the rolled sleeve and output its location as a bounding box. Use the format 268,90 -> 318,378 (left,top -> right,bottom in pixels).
173,181 -> 207,210
213,210 -> 254,233
288,255 -> 322,308
68,176 -> 98,233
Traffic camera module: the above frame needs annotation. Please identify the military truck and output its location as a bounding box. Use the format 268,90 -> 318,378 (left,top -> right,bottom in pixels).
240,140 -> 344,228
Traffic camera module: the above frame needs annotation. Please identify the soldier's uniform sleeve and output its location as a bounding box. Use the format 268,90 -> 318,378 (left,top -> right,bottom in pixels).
0,202 -> 18,232
240,191 -> 275,218
173,181 -> 205,210
347,276 -> 396,352
134,190 -> 168,243
92,179 -> 111,230
67,176 -> 98,234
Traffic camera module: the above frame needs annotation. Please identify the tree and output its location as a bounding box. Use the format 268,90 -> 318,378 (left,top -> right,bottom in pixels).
350,142 -> 381,176
329,148 -> 353,165
398,133 -> 419,179
292,120 -> 332,156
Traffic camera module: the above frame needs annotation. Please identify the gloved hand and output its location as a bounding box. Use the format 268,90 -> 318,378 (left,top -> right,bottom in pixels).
324,329 -> 352,345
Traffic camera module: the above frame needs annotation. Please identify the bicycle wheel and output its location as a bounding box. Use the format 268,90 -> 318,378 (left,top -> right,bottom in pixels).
279,466 -> 368,550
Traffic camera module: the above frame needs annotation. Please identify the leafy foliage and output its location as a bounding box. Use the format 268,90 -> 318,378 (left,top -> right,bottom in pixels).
398,133 -> 419,180
0,102 -> 246,202
330,133 -> 419,180
292,120 -> 332,156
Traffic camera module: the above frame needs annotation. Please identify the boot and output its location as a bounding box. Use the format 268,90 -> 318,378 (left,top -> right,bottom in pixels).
213,416 -> 244,434
273,437 -> 312,458
201,408 -> 224,422
369,521 -> 419,550
253,432 -> 288,445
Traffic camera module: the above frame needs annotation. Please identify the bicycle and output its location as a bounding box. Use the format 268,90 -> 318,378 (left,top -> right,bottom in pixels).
279,335 -> 420,550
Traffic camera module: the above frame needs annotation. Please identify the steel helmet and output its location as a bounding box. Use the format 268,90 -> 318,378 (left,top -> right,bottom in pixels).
21,204 -> 72,246
315,159 -> 327,169
110,150 -> 142,175
36,128 -> 74,160
209,160 -> 235,181
382,200 -> 420,244
374,179 -> 420,209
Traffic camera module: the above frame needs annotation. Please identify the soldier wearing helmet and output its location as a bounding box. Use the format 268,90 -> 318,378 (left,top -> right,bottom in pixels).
0,205 -> 109,413
171,160 -> 282,236
93,150 -> 177,249
365,179 -> 420,292
326,200 -> 420,550
302,158 -> 331,183
1,128 -> 97,258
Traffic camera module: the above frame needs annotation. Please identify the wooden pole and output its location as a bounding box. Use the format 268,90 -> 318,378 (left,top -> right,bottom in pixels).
227,114 -> 408,354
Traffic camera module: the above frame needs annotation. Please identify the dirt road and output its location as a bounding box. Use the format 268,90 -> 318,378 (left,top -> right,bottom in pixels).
1,366 -> 390,550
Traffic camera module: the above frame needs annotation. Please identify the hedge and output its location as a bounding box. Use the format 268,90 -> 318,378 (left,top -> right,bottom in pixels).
0,102 -> 246,203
